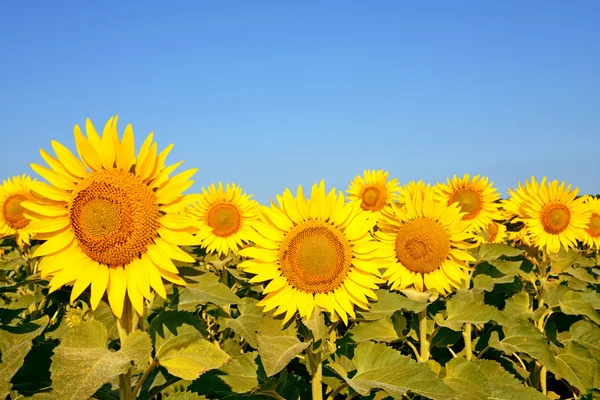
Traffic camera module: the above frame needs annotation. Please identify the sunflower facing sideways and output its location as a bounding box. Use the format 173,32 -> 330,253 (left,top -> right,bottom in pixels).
24,116 -> 200,318
0,174 -> 35,246
376,187 -> 475,294
188,182 -> 259,256
238,181 -> 383,324
347,169 -> 400,220
436,174 -> 500,233
520,177 -> 590,254
582,196 -> 600,249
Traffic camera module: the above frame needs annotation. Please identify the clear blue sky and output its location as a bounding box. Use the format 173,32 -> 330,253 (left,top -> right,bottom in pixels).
1,1 -> 599,203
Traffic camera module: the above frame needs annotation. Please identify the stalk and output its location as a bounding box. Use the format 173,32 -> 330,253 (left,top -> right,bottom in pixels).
462,272 -> 473,360
419,309 -> 430,362
311,360 -> 323,400
116,300 -> 138,400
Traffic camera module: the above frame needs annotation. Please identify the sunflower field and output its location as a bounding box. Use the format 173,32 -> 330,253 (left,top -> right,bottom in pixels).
1,116 -> 599,400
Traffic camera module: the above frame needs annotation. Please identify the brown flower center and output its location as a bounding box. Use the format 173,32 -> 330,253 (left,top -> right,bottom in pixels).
207,203 -> 242,237
586,213 -> 600,237
360,184 -> 387,211
449,188 -> 482,220
279,220 -> 352,294
540,203 -> 570,234
487,222 -> 499,242
395,218 -> 450,273
3,194 -> 30,229
69,170 -> 160,266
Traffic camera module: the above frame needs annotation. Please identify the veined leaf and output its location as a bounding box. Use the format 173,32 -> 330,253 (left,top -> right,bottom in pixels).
177,273 -> 240,311
256,318 -> 310,377
474,243 -> 523,262
0,316 -> 48,398
554,342 -> 597,394
438,290 -> 505,331
347,317 -> 399,343
120,330 -> 153,372
559,290 -> 600,324
359,289 -> 427,321
190,352 -> 259,395
222,299 -> 262,349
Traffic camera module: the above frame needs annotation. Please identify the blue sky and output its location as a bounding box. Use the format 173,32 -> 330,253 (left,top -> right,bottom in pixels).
1,1 -> 598,203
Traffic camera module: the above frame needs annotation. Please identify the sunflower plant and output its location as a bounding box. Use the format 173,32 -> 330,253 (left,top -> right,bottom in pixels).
0,119 -> 599,400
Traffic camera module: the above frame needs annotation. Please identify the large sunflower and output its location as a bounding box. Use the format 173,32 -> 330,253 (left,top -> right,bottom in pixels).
0,175 -> 35,246
25,116 -> 200,318
347,169 -> 400,219
238,181 -> 383,324
436,174 -> 500,233
521,177 -> 590,254
188,182 -> 259,256
582,196 -> 600,249
376,187 -> 475,294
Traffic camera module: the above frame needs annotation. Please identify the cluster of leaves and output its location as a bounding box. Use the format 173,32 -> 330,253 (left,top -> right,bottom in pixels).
1,238 -> 599,400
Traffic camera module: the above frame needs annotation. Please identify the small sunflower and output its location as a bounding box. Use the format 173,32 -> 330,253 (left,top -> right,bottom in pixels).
0,175 -> 35,246
188,182 -> 259,256
521,177 -> 590,254
398,180 -> 430,204
25,116 -> 200,318
478,221 -> 508,244
239,181 -> 384,324
436,174 -> 500,233
347,169 -> 400,219
581,196 -> 600,249
376,187 -> 475,294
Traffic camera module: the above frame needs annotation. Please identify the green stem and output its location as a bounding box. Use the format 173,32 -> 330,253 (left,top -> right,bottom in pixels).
131,360 -> 158,399
463,322 -> 472,361
116,300 -> 138,400
326,382 -> 348,400
312,360 -> 323,400
419,309 -> 429,363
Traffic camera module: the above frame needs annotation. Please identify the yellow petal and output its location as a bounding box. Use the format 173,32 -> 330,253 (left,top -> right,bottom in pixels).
107,267 -> 127,318
51,140 -> 88,178
155,238 -> 196,263
32,229 -> 75,258
157,227 -> 201,246
117,124 -> 136,172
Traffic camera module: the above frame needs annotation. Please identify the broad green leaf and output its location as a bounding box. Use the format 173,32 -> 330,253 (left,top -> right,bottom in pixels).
563,265 -> 599,284
490,320 -> 557,373
443,358 -> 488,400
339,342 -> 456,399
438,290 -> 505,331
50,320 -> 130,400
92,301 -> 119,341
150,311 -> 229,380
360,289 -> 427,321
302,308 -> 327,342
347,317 -> 399,343
165,392 -> 207,400
472,274 -> 495,292
503,291 -> 532,320
559,290 -> 600,324
256,318 -> 310,377
0,316 -> 48,398
177,273 -> 240,311
541,281 -> 572,308
475,243 -> 523,262
191,352 -> 259,394
554,342 -> 597,394
120,330 -> 153,371
222,299 -> 263,349
562,320 -> 600,361
548,249 -> 579,274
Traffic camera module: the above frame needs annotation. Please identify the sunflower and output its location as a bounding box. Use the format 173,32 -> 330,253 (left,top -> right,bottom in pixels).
398,180 -> 430,204
581,196 -> 600,249
376,187 -> 475,294
478,221 -> 508,244
436,174 -> 500,233
238,181 -> 383,324
521,177 -> 590,254
0,175 -> 35,246
188,182 -> 259,256
347,169 -> 400,219
25,116 -> 200,318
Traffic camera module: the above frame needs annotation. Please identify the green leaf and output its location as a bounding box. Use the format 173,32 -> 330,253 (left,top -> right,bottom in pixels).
120,330 -> 152,371
472,274 -> 495,292
562,320 -> 600,361
475,243 -> 523,262
359,289 -> 427,321
548,249 -> 579,274
177,273 -> 240,311
150,311 -> 230,380
347,317 -> 399,343
503,291 -> 532,321
191,352 -> 259,395
554,342 -> 597,394
489,320 -> 557,372
50,320 -> 131,400
438,290 -> 504,331
302,309 -> 328,343
222,299 -> 262,349
559,290 -> 600,324
0,316 -> 48,398
165,392 -> 207,400
336,342 -> 456,399
92,301 -> 119,341
563,265 -> 599,284
256,318 -> 310,377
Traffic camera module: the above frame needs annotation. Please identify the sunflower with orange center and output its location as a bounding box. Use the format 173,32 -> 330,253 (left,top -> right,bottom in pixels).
436,174 -> 500,233
582,196 -> 600,249
478,221 -> 508,244
0,175 -> 35,246
188,182 -> 259,256
520,177 -> 590,254
25,116 -> 200,318
398,180 -> 430,204
347,169 -> 400,220
376,187 -> 475,294
238,181 -> 383,324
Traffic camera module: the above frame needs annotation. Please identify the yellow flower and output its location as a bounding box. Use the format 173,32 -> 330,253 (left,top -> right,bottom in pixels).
398,180 -> 430,204
347,169 -> 400,220
521,177 -> 590,254
188,182 -> 259,256
239,181 -> 383,324
376,187 -> 475,294
436,174 -> 500,232
478,221 -> 508,244
0,175 -> 34,246
25,116 -> 200,318
581,196 -> 600,249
